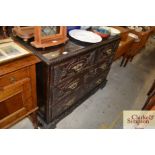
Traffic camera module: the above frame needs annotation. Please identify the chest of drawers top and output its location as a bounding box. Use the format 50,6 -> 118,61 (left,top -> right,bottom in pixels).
14,35 -> 120,65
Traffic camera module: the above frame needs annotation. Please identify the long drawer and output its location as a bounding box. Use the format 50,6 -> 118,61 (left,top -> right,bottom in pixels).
53,50 -> 96,85
52,90 -> 82,119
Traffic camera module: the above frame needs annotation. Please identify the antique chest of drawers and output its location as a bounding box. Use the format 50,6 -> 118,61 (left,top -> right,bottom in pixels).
16,35 -> 120,128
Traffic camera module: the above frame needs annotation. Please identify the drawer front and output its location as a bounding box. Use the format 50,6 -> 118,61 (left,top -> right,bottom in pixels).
52,93 -> 79,119
95,43 -> 115,64
54,51 -> 95,85
84,72 -> 108,92
0,67 -> 30,88
94,61 -> 111,76
53,76 -> 83,104
84,61 -> 110,84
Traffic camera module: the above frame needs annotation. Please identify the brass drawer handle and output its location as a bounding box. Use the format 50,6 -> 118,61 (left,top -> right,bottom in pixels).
100,64 -> 107,70
106,49 -> 112,55
10,76 -> 17,83
65,98 -> 75,106
96,79 -> 102,85
68,81 -> 78,90
72,63 -> 83,72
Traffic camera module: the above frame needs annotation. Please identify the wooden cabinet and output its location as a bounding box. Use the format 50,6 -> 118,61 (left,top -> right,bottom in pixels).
0,55 -> 40,128
15,36 -> 120,128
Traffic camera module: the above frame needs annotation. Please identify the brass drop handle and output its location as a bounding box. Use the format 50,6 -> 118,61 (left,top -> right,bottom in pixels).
10,76 -> 17,83
100,64 -> 107,70
68,82 -> 78,90
96,79 -> 102,85
65,98 -> 75,106
72,63 -> 83,72
106,49 -> 112,55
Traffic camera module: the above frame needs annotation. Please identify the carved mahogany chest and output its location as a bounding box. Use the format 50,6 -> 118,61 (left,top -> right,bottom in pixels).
16,35 -> 120,128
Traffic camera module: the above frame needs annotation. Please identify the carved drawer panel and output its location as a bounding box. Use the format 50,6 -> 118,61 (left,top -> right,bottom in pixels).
52,93 -> 79,119
84,71 -> 109,92
94,62 -> 111,76
84,62 -> 110,84
53,76 -> 83,104
95,43 -> 115,64
53,51 -> 95,85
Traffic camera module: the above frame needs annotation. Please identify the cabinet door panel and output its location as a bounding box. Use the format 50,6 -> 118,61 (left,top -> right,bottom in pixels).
0,78 -> 33,128
0,93 -> 24,119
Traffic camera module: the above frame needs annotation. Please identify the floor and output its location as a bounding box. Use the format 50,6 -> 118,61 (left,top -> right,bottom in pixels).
10,36 -> 155,129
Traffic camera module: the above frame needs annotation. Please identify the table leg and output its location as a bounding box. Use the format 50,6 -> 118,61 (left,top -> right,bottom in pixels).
120,56 -> 126,67
29,112 -> 38,129
124,57 -> 129,67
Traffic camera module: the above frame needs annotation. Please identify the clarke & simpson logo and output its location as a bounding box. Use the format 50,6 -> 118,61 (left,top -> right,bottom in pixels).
123,111 -> 155,129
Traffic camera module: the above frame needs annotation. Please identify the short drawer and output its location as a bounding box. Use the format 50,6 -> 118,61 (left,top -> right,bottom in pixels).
95,43 -> 115,64
84,72 -> 108,92
0,67 -> 30,88
53,51 -> 95,85
84,62 -> 110,84
52,75 -> 83,104
94,61 -> 111,76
